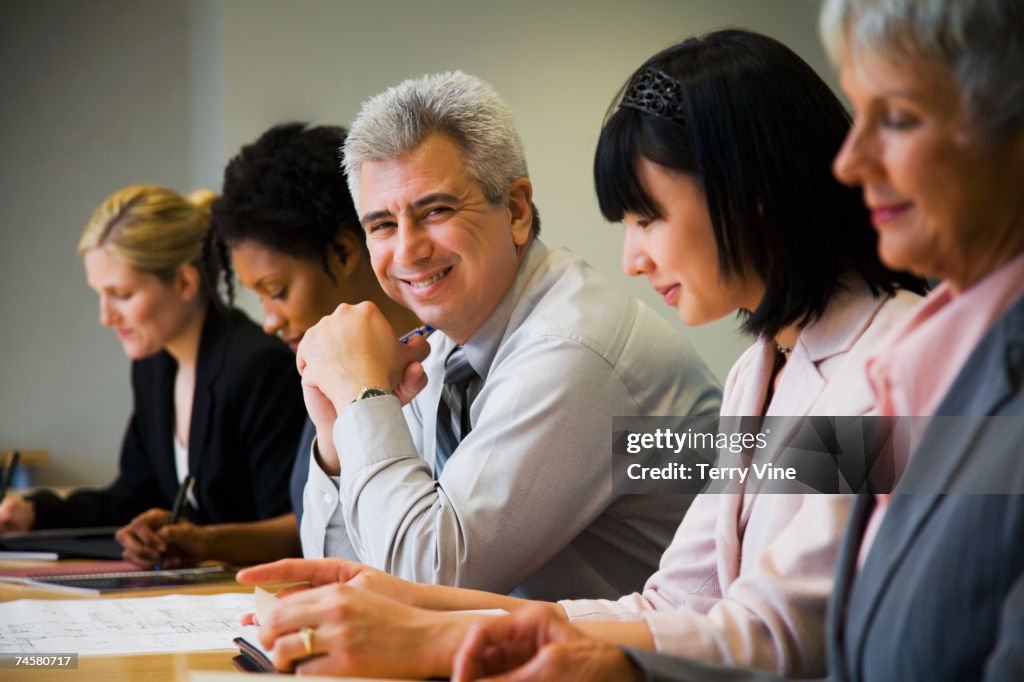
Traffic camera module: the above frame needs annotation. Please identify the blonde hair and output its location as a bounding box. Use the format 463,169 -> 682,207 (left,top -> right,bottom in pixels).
80,184 -> 217,278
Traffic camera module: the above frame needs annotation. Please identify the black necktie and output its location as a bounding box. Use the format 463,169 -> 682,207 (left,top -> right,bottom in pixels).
435,345 -> 477,478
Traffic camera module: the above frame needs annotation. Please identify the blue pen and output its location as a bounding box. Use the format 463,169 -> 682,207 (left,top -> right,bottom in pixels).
399,324 -> 435,344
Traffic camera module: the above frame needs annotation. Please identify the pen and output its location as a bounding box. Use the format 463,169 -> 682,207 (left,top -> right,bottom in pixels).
399,324 -> 435,344
156,475 -> 194,570
0,451 -> 20,503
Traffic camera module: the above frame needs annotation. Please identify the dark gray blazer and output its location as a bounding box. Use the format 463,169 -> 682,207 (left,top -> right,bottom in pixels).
627,290 -> 1024,682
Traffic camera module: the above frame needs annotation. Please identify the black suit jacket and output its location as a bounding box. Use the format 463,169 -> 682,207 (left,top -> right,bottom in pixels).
31,306 -> 306,528
627,290 -> 1024,681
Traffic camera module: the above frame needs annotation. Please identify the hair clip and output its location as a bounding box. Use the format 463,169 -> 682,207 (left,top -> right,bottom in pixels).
620,67 -> 687,122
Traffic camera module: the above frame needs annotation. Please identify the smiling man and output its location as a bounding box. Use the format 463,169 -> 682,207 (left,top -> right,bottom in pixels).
294,71 -> 720,600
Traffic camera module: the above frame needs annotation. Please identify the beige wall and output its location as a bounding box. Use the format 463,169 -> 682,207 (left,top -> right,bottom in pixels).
0,0 -> 193,486
1,0 -> 831,486
220,0 -> 833,382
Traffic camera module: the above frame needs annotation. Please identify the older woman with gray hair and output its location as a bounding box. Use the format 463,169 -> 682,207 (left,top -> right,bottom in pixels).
447,1 -> 1024,680
814,0 -> 1024,679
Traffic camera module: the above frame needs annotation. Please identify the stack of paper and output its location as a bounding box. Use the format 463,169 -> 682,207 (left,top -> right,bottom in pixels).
0,592 -> 253,655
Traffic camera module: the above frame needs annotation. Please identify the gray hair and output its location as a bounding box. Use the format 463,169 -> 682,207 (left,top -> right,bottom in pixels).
820,0 -> 1024,138
343,71 -> 537,235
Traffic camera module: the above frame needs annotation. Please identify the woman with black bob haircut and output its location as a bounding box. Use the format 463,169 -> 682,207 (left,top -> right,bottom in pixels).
596,30 -> 924,339
223,31 -> 927,681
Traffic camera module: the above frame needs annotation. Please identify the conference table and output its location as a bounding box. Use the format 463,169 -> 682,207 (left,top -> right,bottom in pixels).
0,561 -> 259,682
0,563 -> 413,682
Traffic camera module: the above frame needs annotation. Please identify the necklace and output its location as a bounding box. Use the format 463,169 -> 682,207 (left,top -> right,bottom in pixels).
776,344 -> 793,357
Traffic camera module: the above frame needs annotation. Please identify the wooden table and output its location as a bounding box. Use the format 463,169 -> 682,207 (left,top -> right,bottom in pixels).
0,562 -> 255,682
7,650 -> 236,681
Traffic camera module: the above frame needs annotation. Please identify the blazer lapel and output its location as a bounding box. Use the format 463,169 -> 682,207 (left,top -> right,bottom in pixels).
843,406 -> 997,666
188,307 -> 228,481
828,493 -> 873,682
716,340 -> 773,553
151,352 -> 179,500
741,292 -> 884,510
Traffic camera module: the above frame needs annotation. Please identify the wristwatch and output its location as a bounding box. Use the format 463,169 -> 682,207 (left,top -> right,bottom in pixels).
350,386 -> 390,403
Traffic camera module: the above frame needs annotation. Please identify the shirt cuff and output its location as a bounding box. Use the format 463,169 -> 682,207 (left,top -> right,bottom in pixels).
560,593 -> 652,621
333,394 -> 420,478
300,436 -> 341,559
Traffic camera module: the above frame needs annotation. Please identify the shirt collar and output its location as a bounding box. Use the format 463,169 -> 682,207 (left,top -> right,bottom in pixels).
797,275 -> 889,363
867,249 -> 1024,417
436,239 -> 549,380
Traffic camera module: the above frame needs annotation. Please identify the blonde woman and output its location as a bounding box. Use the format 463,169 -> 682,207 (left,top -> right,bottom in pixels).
0,185 -> 305,568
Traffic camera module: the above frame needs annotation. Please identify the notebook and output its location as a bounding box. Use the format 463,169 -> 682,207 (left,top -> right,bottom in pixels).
233,630 -> 276,673
0,559 -> 137,577
0,526 -> 123,559
0,565 -> 234,594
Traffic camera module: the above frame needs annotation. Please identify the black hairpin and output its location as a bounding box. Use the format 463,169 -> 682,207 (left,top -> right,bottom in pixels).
620,66 -> 687,122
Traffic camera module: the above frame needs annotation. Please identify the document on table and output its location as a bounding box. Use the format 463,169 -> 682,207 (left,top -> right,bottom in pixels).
192,673 -> 419,682
0,592 -> 253,655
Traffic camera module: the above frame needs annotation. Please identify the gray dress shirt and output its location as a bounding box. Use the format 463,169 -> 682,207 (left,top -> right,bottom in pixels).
301,240 -> 721,600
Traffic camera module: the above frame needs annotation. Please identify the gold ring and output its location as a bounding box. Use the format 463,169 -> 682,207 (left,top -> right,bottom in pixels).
299,626 -> 315,656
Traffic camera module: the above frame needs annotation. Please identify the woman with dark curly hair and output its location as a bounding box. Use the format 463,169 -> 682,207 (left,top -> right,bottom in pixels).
210,123 -> 418,357
114,123 -> 422,567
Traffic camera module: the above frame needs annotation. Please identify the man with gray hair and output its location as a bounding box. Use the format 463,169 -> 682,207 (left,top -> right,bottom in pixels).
288,71 -> 720,600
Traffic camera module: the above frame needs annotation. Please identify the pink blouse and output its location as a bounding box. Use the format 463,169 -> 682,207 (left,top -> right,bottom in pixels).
859,251 -> 1024,566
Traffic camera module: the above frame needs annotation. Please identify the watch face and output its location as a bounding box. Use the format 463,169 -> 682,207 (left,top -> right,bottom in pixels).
357,387 -> 389,401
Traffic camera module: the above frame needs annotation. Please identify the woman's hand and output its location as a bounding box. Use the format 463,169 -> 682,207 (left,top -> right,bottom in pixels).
258,583 -> 469,677
0,494 -> 35,532
453,605 -> 644,682
116,508 -> 207,568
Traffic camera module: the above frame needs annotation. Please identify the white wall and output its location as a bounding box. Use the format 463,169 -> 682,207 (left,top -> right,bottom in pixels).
2,0 -> 832,486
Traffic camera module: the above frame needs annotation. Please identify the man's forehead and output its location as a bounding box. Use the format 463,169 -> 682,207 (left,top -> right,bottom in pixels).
357,140 -> 479,218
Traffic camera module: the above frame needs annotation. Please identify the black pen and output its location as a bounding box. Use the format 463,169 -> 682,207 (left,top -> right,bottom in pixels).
156,475 -> 194,570
0,451 -> 20,502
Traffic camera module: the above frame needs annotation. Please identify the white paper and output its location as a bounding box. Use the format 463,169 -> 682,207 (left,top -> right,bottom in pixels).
236,586 -> 278,661
191,672 -> 418,682
253,584 -> 277,624
0,592 -> 253,655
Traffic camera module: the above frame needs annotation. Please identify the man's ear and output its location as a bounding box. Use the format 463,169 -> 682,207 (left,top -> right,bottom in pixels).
175,263 -> 202,302
507,177 -> 533,247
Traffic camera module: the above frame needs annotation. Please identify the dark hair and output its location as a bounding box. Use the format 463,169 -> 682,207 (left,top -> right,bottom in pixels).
595,29 -> 926,338
206,122 -> 362,302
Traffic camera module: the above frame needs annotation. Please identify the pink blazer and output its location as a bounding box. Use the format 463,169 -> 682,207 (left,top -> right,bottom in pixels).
560,285 -> 921,677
